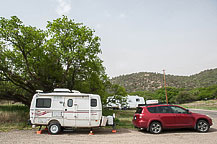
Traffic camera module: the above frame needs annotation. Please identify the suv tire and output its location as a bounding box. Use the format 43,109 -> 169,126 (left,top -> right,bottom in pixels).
149,121 -> 162,134
196,120 -> 210,133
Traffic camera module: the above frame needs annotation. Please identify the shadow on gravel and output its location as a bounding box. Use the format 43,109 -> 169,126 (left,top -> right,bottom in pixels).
42,128 -> 133,135
209,128 -> 217,133
138,128 -> 217,135
62,128 -> 132,135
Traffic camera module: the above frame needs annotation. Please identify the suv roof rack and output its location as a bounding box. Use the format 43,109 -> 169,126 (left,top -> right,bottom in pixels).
138,103 -> 169,107
138,104 -> 160,107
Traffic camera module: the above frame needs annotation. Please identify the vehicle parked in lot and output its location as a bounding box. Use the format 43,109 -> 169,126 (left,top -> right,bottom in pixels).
106,95 -> 145,109
132,104 -> 213,134
29,88 -> 114,134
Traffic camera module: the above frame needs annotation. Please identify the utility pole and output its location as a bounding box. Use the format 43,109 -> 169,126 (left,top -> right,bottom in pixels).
163,70 -> 168,104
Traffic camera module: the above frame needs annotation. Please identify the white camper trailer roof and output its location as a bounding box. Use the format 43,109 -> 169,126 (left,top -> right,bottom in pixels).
37,93 -> 90,97
35,89 -> 95,97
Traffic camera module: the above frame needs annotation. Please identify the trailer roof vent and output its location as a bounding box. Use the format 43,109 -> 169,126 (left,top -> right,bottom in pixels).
53,88 -> 70,93
36,90 -> 43,93
71,90 -> 80,93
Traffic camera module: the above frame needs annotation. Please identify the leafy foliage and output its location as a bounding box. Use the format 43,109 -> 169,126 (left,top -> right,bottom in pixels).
0,16 -> 108,106
105,84 -> 128,107
127,85 -> 217,104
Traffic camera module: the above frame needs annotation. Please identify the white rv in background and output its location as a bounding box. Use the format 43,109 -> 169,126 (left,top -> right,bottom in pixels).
106,96 -> 121,109
29,88 -> 113,134
126,95 -> 145,108
106,95 -> 145,109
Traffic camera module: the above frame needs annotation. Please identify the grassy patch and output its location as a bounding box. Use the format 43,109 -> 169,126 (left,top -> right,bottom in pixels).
181,99 -> 217,110
0,105 -> 136,131
0,104 -> 29,112
0,123 -> 31,132
103,109 -> 136,129
0,104 -> 30,132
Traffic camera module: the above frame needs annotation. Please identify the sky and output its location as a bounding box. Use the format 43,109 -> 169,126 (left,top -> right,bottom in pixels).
0,0 -> 217,78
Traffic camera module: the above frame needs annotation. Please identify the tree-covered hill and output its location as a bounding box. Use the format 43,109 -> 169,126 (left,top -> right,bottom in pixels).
110,68 -> 217,92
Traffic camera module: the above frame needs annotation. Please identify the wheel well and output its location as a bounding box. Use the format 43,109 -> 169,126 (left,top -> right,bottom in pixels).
150,120 -> 162,125
48,120 -> 60,125
197,118 -> 209,124
147,120 -> 162,131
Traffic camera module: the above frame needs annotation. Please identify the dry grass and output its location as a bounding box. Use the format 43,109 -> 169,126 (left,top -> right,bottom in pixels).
103,109 -> 135,128
181,99 -> 217,110
0,111 -> 28,123
0,104 -> 30,131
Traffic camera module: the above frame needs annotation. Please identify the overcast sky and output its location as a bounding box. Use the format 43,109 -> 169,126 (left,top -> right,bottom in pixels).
1,0 -> 217,78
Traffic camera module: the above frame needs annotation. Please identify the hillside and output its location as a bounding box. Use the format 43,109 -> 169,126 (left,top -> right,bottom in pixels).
110,68 -> 217,92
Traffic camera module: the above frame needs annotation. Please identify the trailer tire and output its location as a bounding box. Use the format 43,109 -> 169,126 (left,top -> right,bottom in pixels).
48,122 -> 61,135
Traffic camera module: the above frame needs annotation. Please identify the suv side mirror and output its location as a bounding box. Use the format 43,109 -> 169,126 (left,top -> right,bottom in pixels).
186,109 -> 191,114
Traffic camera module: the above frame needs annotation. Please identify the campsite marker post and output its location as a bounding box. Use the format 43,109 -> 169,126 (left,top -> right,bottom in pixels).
163,70 -> 168,104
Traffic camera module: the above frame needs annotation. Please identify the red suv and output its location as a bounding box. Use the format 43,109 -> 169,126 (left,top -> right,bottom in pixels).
132,104 -> 212,134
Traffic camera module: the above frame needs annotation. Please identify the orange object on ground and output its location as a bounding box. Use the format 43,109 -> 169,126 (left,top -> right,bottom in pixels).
89,130 -> 94,135
36,130 -> 42,134
112,130 -> 117,133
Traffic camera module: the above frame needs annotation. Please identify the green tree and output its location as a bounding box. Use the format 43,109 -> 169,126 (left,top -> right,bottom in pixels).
106,84 -> 127,108
154,87 -> 180,103
129,91 -> 154,100
0,16 -> 108,106
175,91 -> 197,104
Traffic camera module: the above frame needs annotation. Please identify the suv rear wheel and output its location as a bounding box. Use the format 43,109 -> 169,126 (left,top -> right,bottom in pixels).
149,121 -> 162,134
196,120 -> 210,133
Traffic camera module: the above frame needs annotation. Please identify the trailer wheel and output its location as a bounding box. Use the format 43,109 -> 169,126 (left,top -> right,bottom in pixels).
48,122 -> 61,135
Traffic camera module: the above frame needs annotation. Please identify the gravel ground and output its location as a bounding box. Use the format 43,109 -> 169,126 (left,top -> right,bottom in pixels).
0,110 -> 217,144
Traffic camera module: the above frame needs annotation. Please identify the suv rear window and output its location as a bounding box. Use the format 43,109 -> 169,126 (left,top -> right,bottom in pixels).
135,107 -> 143,114
147,107 -> 157,113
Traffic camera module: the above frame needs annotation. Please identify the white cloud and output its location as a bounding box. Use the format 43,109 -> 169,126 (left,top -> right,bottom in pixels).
56,0 -> 71,16
119,13 -> 126,19
105,10 -> 111,17
96,24 -> 102,29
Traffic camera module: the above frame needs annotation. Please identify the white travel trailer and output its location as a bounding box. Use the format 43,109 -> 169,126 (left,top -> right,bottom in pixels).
29,88 -> 112,134
126,95 -> 145,108
106,96 -> 122,109
106,95 -> 145,109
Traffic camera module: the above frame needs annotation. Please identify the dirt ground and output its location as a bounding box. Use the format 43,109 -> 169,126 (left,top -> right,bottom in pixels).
0,110 -> 217,144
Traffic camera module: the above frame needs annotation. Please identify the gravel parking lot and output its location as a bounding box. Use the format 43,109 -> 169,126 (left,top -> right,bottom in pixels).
0,109 -> 217,144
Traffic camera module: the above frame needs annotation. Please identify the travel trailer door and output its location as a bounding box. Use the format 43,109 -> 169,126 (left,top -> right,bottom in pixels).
63,97 -> 76,127
74,95 -> 90,127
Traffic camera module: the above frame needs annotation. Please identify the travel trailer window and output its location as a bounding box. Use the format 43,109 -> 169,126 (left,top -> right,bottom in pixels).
136,98 -> 140,102
36,98 -> 51,108
91,99 -> 97,107
67,99 -> 73,107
